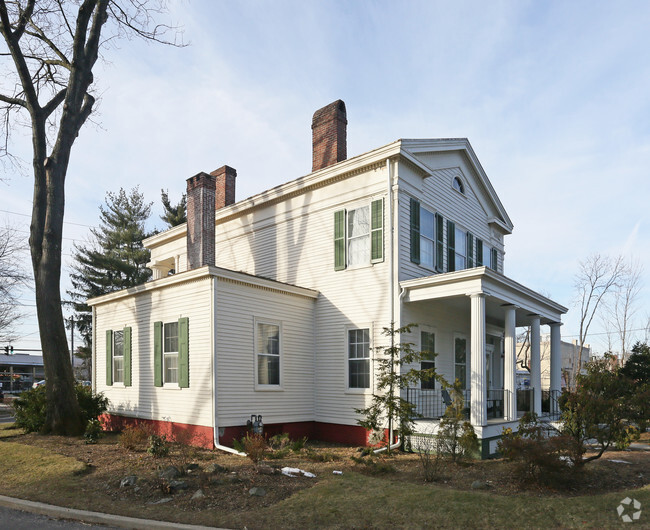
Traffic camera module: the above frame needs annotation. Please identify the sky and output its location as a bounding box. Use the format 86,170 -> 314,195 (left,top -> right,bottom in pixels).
1,0 -> 649,356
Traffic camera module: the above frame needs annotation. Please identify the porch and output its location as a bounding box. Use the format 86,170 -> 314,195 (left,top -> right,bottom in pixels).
401,267 -> 568,431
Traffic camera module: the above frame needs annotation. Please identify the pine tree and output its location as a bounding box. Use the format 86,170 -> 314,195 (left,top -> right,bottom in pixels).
160,189 -> 187,227
69,187 -> 153,350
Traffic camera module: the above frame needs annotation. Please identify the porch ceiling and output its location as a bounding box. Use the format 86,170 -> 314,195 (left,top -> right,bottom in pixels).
400,267 -> 567,327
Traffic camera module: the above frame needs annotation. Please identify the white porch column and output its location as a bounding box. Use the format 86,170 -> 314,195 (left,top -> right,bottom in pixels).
530,316 -> 542,416
470,293 -> 487,427
504,306 -> 517,421
549,322 -> 562,415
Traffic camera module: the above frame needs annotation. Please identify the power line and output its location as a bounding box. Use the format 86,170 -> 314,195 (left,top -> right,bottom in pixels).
0,208 -> 96,229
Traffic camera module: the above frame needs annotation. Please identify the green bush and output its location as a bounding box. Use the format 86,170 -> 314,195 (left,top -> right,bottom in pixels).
84,419 -> 103,444
13,384 -> 109,434
147,434 -> 169,457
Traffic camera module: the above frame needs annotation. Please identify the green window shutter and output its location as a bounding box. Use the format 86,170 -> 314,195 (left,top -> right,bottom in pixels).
491,248 -> 498,271
371,198 -> 384,263
410,198 -> 420,264
154,321 -> 163,387
447,220 -> 456,272
123,326 -> 132,387
476,239 -> 483,266
467,233 -> 474,268
435,213 -> 444,272
178,317 -> 190,388
106,330 -> 113,386
334,210 -> 346,271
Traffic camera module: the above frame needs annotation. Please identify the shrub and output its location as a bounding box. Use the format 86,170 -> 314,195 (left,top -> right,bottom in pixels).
436,383 -> 479,462
119,424 -> 152,451
241,433 -> 268,464
147,434 -> 170,458
13,384 -> 108,434
84,419 -> 103,444
413,434 -> 443,482
498,413 -> 575,484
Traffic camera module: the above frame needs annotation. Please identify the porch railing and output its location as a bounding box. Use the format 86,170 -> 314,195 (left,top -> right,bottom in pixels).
487,389 -> 505,420
542,389 -> 562,420
517,388 -> 534,416
405,388 -> 470,420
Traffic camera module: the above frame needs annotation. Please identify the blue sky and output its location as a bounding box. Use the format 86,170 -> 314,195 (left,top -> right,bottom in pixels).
1,0 -> 649,354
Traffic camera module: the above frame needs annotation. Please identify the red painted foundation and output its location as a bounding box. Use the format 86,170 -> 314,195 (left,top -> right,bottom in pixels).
101,414 -> 378,450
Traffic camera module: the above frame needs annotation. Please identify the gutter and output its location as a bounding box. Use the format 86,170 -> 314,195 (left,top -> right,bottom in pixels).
210,275 -> 246,456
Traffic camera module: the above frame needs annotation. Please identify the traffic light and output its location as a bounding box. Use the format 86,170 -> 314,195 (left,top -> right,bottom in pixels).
3,346 -> 7,355
3,345 -> 13,355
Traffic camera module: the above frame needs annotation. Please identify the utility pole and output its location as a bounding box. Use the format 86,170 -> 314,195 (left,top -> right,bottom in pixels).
70,315 -> 75,378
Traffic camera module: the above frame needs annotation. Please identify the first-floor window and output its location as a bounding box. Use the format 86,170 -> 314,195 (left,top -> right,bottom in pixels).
348,328 -> 370,389
420,331 -> 436,390
112,330 -> 124,383
257,322 -> 280,386
164,321 -> 179,384
455,336 -> 467,389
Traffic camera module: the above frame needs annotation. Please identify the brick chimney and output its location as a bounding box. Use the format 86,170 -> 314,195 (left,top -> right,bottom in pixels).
186,172 -> 216,269
312,100 -> 347,172
210,165 -> 237,209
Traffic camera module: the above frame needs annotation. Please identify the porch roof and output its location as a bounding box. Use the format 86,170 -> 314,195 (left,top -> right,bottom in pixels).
400,267 -> 567,327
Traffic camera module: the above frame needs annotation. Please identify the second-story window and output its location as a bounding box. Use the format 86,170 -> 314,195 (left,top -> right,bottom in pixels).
410,198 -> 444,271
348,206 -> 370,266
334,199 -> 384,270
454,226 -> 467,270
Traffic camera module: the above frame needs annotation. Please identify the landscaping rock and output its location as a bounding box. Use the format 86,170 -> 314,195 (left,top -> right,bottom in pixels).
471,480 -> 489,490
169,479 -> 189,492
205,463 -> 226,474
119,475 -> 137,488
159,466 -> 181,480
147,497 -> 173,505
257,464 -> 276,475
249,487 -> 267,497
186,463 -> 200,472
191,489 -> 205,500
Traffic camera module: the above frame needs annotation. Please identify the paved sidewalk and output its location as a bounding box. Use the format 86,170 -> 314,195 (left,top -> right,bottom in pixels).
0,494 -> 222,529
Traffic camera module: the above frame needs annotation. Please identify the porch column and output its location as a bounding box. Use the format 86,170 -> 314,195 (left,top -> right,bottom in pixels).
504,306 -> 517,421
470,293 -> 487,427
530,316 -> 542,415
549,322 -> 562,415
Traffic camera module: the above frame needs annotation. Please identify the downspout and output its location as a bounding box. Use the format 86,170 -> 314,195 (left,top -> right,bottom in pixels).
375,157 -> 401,454
211,274 -> 246,456
91,305 -> 96,394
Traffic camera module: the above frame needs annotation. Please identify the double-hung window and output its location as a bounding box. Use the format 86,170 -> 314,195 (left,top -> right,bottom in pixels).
334,199 -> 384,270
154,318 -> 189,388
163,322 -> 179,384
420,330 -> 436,390
106,327 -> 131,387
410,199 -> 444,271
348,328 -> 370,389
257,322 -> 280,387
454,335 -> 467,389
113,330 -> 124,383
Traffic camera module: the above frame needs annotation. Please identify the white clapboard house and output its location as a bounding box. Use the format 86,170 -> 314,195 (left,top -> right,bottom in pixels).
89,100 -> 567,457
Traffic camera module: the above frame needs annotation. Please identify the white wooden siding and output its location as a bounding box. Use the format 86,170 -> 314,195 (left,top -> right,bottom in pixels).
94,277 -> 213,428
215,278 -> 316,427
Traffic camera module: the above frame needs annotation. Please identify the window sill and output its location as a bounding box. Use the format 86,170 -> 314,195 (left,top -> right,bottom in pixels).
111,382 -> 126,388
162,383 -> 181,390
255,385 -> 284,392
345,387 -> 372,395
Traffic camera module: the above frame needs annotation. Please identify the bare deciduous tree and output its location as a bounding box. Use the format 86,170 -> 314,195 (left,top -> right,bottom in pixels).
0,0 -> 181,434
602,259 -> 643,363
0,223 -> 29,342
572,254 -> 626,390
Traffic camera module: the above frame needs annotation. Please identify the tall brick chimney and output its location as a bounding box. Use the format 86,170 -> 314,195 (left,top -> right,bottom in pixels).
186,172 -> 216,269
210,165 -> 237,209
312,100 -> 347,172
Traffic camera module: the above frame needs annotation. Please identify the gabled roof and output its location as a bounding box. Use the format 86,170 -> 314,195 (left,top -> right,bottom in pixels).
399,138 -> 513,234
144,137 -> 513,249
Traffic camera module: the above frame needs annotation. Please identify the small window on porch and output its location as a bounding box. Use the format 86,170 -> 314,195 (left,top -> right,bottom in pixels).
420,331 -> 436,390
454,336 -> 467,389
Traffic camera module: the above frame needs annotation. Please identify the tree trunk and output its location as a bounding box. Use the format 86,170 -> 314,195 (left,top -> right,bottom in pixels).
31,154 -> 83,435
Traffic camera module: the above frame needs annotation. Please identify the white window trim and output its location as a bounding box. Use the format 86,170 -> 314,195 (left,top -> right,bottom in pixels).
343,197 -> 384,270
419,325 -> 437,392
254,318 -> 283,391
454,225 -> 468,271
419,206 -> 437,272
345,323 -> 373,394
162,321 -> 179,387
113,330 -> 125,385
452,175 -> 467,197
453,332 -> 469,390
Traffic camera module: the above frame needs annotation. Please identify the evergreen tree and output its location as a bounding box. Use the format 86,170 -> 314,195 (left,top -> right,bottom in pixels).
160,189 -> 187,227
69,187 -> 153,350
